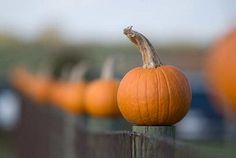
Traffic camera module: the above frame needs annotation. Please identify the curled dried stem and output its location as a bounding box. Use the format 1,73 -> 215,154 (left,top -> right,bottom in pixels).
124,26 -> 162,68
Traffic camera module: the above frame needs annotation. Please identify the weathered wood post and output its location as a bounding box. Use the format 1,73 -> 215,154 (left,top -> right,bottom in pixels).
132,126 -> 175,158
48,106 -> 65,158
63,114 -> 76,158
64,114 -> 87,158
75,117 -> 131,158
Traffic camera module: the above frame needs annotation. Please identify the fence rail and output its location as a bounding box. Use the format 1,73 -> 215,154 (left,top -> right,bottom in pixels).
14,96 -> 203,158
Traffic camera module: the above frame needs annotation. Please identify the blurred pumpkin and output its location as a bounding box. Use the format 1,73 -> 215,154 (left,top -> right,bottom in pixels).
48,65 -> 72,107
85,57 -> 120,117
9,66 -> 34,96
29,74 -> 52,103
24,63 -> 54,104
117,27 -> 192,125
58,82 -> 87,114
206,27 -> 236,118
10,65 -> 53,104
49,81 -> 65,107
50,63 -> 88,114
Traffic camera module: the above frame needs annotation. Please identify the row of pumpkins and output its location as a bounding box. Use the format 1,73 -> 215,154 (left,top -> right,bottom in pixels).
10,58 -> 120,117
9,26 -> 236,125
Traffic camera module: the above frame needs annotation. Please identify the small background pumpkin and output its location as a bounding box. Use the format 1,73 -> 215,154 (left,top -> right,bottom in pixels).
85,57 -> 120,117
50,62 -> 88,114
205,27 -> 236,120
9,66 -> 34,96
28,74 -> 52,104
26,64 -> 53,104
60,63 -> 88,114
48,65 -> 72,108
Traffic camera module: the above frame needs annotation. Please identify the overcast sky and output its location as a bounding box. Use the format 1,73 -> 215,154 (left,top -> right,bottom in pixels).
0,0 -> 236,44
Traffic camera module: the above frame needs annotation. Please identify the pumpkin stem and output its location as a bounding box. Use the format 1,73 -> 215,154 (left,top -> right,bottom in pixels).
69,62 -> 88,82
101,57 -> 115,79
123,26 -> 162,68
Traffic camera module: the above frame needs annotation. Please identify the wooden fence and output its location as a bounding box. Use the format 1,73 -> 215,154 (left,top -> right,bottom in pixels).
14,96 -> 204,158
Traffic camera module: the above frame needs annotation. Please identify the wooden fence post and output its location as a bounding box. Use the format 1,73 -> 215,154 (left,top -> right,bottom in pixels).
63,114 -> 77,158
132,126 -> 175,158
48,106 -> 65,158
86,117 -> 130,132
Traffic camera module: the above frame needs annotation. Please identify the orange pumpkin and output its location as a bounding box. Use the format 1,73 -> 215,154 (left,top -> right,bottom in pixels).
48,65 -> 72,107
10,66 -> 34,96
50,63 -> 88,114
10,66 -> 52,103
29,75 -> 52,103
206,27 -> 236,118
117,26 -> 192,125
85,58 -> 120,117
49,81 -> 66,107
59,82 -> 87,114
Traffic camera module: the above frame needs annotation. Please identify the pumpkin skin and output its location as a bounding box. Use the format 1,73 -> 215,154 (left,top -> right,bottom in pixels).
10,66 -> 52,103
49,81 -> 66,107
10,67 -> 33,95
118,66 -> 191,125
29,75 -> 52,103
117,26 -> 192,125
59,82 -> 87,114
49,63 -> 88,114
85,80 -> 120,117
206,28 -> 236,116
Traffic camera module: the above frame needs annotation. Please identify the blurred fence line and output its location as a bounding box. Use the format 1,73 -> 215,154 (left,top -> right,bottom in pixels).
14,96 -> 203,158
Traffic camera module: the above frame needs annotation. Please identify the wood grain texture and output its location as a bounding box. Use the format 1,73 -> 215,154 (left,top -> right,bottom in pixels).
132,126 -> 175,158
15,97 -> 203,158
